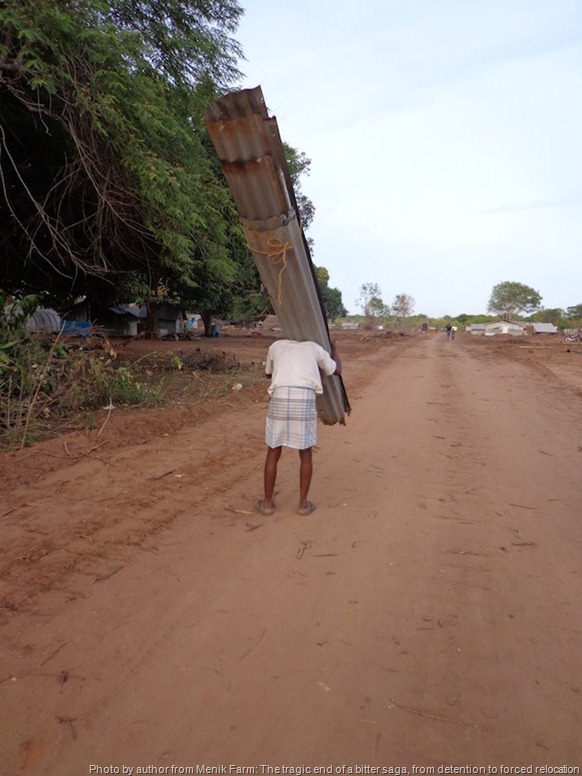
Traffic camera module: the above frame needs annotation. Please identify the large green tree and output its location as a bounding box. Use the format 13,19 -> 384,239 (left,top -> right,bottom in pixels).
0,0 -> 242,303
487,281 -> 542,321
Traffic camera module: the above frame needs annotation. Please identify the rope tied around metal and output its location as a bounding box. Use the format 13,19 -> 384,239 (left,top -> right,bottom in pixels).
249,237 -> 292,306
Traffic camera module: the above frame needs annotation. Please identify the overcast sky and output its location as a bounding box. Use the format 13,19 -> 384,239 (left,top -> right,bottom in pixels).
234,0 -> 582,317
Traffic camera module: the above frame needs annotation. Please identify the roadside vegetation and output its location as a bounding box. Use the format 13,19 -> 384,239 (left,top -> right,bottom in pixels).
0,295 -> 158,449
0,293 -> 266,451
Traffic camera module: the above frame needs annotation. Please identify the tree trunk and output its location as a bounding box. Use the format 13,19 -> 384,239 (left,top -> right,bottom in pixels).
146,301 -> 159,338
200,310 -> 213,337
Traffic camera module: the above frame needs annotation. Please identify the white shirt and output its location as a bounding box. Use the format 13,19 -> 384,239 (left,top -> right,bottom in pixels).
265,340 -> 337,395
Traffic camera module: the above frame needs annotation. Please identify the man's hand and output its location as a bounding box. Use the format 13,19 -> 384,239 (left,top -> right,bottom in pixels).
330,340 -> 342,376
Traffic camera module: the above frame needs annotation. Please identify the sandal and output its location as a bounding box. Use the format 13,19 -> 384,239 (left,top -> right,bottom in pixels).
297,501 -> 316,516
256,499 -> 275,516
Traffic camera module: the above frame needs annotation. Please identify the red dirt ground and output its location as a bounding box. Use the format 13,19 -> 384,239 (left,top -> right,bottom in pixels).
1,330 -> 581,774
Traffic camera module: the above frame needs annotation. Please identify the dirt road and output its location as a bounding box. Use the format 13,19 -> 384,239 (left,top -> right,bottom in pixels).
1,333 -> 581,774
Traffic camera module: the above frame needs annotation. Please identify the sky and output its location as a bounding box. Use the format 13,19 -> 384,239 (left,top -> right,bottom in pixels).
233,0 -> 582,317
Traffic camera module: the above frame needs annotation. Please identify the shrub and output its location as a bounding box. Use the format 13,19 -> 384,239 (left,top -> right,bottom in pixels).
0,295 -> 159,449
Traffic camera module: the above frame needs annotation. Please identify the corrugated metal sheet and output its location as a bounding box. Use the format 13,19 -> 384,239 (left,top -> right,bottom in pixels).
205,86 -> 350,426
529,322 -> 558,334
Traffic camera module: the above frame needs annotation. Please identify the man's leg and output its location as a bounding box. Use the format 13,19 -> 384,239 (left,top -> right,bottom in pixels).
298,447 -> 314,513
263,446 -> 282,509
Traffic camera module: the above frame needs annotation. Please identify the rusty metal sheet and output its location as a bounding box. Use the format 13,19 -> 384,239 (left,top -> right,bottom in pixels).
205,86 -> 350,425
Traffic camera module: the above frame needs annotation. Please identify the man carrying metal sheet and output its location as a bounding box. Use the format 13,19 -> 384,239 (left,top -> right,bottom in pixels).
257,339 -> 342,517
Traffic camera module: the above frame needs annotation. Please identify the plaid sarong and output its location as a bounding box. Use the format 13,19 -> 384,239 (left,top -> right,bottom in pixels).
266,386 -> 317,449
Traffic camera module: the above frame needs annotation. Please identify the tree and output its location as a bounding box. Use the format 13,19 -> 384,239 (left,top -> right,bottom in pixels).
282,142 -> 315,231
0,0 -> 325,337
355,283 -> 386,328
487,282 -> 542,321
315,267 -> 347,320
566,304 -> 582,321
322,286 -> 348,320
101,0 -> 243,89
528,308 -> 564,325
391,293 -> 415,326
356,283 -> 382,317
0,0 -> 243,304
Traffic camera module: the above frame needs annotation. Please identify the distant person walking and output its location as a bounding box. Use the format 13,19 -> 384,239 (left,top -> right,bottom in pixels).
446,324 -> 453,341
257,339 -> 342,517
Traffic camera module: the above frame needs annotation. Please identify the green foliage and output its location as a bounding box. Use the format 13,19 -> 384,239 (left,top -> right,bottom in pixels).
487,281 -> 542,321
321,285 -> 348,320
282,142 -> 315,230
566,304 -> 582,321
527,308 -> 564,325
0,0 -> 324,336
315,266 -> 347,320
0,0 -> 243,303
0,301 -> 158,449
356,282 -> 384,319
463,314 -> 496,324
98,0 -> 243,89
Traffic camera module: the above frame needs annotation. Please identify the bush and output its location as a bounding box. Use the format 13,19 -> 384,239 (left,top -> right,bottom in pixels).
0,295 -> 159,449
